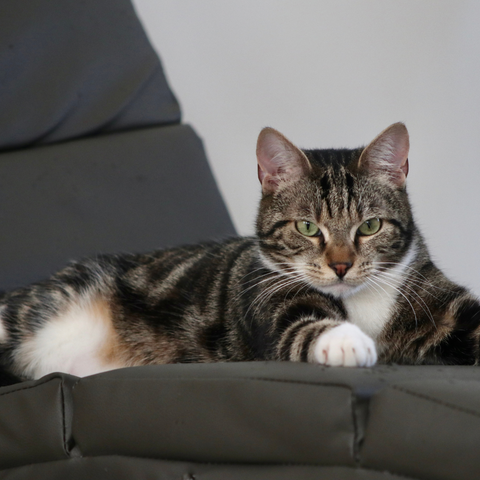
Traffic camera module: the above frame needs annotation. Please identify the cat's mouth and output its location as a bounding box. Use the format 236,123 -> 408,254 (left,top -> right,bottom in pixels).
270,258 -> 367,298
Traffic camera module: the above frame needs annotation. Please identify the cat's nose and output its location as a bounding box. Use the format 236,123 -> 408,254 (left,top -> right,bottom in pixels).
328,262 -> 352,279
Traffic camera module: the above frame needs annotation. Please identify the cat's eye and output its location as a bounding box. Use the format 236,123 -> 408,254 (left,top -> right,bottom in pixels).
357,218 -> 382,236
295,220 -> 321,237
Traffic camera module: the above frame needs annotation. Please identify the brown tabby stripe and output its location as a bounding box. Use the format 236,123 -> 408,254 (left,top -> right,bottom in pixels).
278,320 -> 334,361
258,221 -> 290,238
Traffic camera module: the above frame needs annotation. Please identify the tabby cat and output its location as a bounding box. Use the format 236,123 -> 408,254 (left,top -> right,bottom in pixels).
1,122 -> 479,380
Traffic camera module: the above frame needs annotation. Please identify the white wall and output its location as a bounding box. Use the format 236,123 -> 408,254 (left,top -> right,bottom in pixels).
132,0 -> 480,294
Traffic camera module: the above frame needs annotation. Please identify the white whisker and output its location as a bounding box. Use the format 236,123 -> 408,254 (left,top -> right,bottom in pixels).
375,262 -> 450,293
372,270 -> 436,328
368,274 -> 419,328
244,273 -> 309,325
376,269 -> 443,302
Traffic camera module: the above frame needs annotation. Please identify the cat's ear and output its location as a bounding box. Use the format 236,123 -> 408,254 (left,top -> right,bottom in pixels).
357,122 -> 409,187
256,127 -> 312,194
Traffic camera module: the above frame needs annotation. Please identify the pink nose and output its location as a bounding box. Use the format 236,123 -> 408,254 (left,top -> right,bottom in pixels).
329,262 -> 352,278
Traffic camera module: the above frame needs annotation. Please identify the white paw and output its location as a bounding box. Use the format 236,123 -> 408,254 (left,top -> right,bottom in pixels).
313,323 -> 377,367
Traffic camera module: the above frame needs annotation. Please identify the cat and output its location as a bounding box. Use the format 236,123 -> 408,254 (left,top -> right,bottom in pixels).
0,121 -> 479,381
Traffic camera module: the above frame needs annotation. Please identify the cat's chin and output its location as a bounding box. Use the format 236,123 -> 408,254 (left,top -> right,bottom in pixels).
316,282 -> 364,299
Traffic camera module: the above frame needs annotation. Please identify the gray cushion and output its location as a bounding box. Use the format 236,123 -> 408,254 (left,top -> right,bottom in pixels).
0,374 -> 75,470
361,378 -> 480,480
0,0 -> 180,150
0,363 -> 477,479
0,125 -> 235,291
72,365 -> 356,465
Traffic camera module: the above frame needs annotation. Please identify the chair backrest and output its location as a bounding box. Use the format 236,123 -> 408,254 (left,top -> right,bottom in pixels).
0,0 -> 236,291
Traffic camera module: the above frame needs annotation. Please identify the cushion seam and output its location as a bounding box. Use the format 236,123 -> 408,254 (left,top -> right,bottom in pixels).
66,454 -> 422,479
0,376 -> 62,398
391,384 -> 480,418
0,455 -> 421,479
74,376 -> 355,391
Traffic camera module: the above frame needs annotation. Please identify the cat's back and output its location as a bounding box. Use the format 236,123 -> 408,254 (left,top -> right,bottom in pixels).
1,236 -> 258,332
106,236 -> 259,295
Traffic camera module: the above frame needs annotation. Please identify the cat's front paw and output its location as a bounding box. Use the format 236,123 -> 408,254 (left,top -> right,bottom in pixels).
313,323 -> 377,367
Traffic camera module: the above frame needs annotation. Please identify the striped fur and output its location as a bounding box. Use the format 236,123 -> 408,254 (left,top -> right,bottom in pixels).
0,122 -> 479,379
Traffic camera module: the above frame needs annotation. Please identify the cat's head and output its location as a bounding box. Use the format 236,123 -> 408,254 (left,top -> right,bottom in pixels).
255,123 -> 415,298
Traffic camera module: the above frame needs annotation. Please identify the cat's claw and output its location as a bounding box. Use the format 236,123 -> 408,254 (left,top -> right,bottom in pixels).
313,323 -> 377,367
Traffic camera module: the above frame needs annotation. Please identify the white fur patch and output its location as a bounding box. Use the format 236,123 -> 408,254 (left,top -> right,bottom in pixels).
0,306 -> 9,342
313,322 -> 377,367
14,296 -> 123,379
343,242 -> 418,340
258,251 -> 285,275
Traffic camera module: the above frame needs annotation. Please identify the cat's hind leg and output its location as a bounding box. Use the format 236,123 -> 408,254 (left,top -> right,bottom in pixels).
0,304 -> 10,344
10,293 -> 125,379
0,258 -> 128,379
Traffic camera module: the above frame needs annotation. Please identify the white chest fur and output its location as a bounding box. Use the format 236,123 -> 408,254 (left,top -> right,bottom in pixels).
343,281 -> 399,340
343,243 -> 418,340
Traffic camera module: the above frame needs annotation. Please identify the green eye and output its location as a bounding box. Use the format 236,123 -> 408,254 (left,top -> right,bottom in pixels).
358,218 -> 382,236
296,220 -> 320,237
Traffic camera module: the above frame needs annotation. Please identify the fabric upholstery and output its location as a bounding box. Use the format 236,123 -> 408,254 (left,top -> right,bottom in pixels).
0,374 -> 76,470
0,0 -> 180,151
361,379 -> 480,480
0,124 -> 235,291
0,0 -> 235,292
0,363 -> 478,479
0,457 -> 413,480
72,368 -> 355,465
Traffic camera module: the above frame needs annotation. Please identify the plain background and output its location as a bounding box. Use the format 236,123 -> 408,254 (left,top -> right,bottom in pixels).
131,0 -> 480,295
